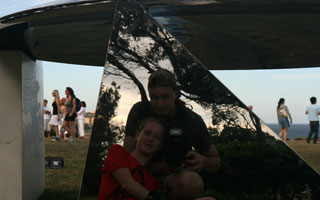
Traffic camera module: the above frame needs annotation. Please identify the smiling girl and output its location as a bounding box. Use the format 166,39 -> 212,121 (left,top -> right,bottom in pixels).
99,118 -> 168,200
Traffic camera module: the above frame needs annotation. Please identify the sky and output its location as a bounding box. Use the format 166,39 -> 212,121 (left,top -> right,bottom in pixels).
2,0 -> 320,124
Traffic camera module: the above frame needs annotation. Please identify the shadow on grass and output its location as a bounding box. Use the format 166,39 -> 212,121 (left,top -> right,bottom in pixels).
39,188 -> 78,200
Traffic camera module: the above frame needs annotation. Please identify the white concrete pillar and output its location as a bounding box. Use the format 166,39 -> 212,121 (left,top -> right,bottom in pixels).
0,51 -> 44,200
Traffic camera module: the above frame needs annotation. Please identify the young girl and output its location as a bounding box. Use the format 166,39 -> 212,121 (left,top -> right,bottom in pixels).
62,87 -> 77,142
49,90 -> 61,141
277,98 -> 293,141
99,118 -> 167,200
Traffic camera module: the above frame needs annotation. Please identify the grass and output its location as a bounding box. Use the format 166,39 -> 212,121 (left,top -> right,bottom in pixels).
287,140 -> 320,173
39,135 -> 90,200
39,134 -> 320,200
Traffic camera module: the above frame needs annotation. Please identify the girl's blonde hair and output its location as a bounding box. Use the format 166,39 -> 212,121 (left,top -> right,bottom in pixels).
53,90 -> 60,100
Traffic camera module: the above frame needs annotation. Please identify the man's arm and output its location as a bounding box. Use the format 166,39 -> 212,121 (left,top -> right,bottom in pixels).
185,145 -> 221,173
70,98 -> 76,116
123,135 -> 136,152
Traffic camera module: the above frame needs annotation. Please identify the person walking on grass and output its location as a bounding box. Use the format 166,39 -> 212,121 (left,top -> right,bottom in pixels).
276,98 -> 292,141
305,97 -> 320,144
77,101 -> 87,139
49,90 -> 61,141
62,87 -> 77,142
43,99 -> 51,138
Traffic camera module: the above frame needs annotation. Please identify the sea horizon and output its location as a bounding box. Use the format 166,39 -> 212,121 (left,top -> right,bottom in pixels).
267,123 -> 310,140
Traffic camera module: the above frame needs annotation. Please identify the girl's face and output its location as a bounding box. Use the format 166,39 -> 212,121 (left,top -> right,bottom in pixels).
135,121 -> 164,156
65,89 -> 70,96
52,91 -> 55,97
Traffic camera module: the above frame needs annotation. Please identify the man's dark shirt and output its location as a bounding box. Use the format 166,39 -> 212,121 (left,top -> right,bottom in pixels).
125,100 -> 212,158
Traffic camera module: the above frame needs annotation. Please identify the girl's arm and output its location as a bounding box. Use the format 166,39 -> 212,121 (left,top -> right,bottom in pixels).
70,97 -> 76,116
285,105 -> 292,121
56,98 -> 60,120
111,168 -> 149,200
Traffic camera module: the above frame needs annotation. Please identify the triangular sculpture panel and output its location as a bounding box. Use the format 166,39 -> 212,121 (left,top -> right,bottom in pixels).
80,0 -> 320,199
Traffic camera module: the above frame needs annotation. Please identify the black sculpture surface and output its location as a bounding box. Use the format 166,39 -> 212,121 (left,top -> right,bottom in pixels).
80,0 -> 320,199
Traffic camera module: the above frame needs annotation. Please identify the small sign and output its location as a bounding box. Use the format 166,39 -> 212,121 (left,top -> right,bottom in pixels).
45,157 -> 64,169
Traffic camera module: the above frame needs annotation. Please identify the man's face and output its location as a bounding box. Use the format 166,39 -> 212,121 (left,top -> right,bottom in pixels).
148,87 -> 178,116
43,101 -> 47,106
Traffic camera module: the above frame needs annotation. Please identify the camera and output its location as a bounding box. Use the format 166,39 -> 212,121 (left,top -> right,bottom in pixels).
163,128 -> 189,168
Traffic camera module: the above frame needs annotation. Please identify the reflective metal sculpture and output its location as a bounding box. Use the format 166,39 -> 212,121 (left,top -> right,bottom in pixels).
81,0 -> 320,199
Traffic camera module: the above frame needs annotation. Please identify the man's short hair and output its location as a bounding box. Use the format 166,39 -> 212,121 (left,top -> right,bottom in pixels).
148,68 -> 177,89
310,96 -> 317,104
44,99 -> 48,102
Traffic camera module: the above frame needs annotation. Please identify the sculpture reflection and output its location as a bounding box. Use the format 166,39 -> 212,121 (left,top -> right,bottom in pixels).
81,0 -> 320,199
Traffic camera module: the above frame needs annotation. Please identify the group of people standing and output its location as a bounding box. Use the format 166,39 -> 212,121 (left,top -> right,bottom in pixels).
43,87 -> 87,142
276,97 -> 320,143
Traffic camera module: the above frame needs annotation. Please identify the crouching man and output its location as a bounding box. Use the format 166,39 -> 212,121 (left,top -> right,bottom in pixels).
124,69 -> 221,200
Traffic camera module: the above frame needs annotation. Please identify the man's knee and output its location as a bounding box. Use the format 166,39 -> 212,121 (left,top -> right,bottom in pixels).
167,170 -> 203,200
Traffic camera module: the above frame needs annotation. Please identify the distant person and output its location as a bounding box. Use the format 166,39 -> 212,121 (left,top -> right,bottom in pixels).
305,97 -> 320,144
43,99 -> 51,138
62,87 -> 77,142
49,90 -> 61,141
276,98 -> 292,141
77,101 -> 86,139
59,97 -> 68,140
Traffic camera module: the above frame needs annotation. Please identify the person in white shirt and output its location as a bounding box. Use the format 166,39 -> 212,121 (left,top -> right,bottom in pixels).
77,101 -> 87,139
305,96 -> 320,144
43,99 -> 52,138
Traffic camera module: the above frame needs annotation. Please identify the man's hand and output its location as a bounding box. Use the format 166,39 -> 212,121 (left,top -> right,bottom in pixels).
185,151 -> 205,172
185,146 -> 221,173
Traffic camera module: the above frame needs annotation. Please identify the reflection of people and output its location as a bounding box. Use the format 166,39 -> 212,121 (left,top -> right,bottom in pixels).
49,90 -> 61,141
62,87 -> 77,142
124,69 -> 221,199
305,97 -> 320,144
43,99 -> 51,138
276,98 -> 292,141
99,118 -> 166,200
77,101 -> 86,139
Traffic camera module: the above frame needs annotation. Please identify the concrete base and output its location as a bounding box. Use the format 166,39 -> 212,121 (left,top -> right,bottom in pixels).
0,51 -> 44,200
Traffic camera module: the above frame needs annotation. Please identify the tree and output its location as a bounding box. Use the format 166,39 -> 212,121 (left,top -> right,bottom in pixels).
80,82 -> 124,196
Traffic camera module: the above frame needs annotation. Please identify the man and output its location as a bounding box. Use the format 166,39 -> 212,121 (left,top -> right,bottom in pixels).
305,97 -> 320,144
43,99 -> 51,138
124,69 -> 221,199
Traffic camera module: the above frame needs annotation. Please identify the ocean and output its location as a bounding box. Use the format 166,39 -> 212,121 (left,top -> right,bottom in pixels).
267,123 -> 310,140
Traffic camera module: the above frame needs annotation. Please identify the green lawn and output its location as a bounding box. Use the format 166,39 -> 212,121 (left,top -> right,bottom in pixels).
39,136 -> 320,200
287,140 -> 320,173
39,136 -> 90,200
